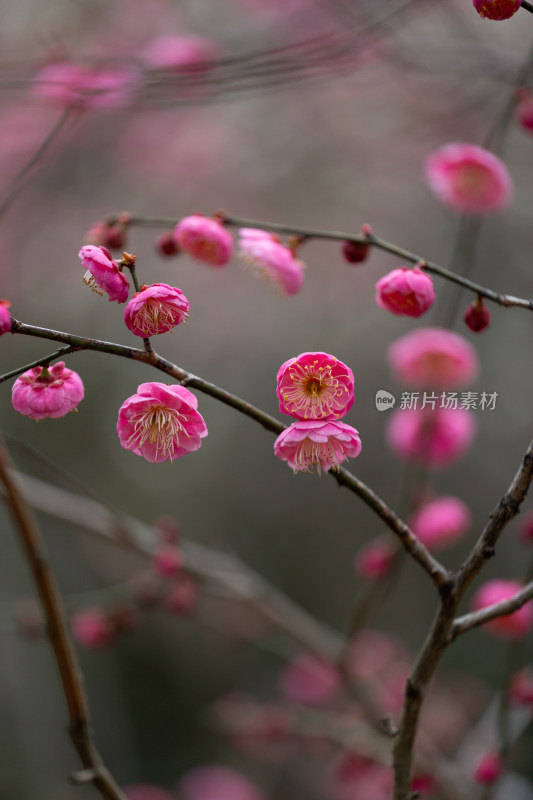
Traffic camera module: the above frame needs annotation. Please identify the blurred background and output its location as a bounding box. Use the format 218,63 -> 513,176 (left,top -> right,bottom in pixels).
1,0 -> 533,797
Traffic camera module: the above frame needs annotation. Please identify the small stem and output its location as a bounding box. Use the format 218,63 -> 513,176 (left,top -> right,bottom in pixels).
522,1 -> 533,14
0,345 -> 76,384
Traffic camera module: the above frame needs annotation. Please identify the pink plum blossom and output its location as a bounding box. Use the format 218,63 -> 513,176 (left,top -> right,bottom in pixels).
78,245 -> 129,302
375,268 -> 435,317
239,228 -> 305,295
274,420 -> 361,474
327,753 -> 393,800
354,538 -> 396,580
0,300 -> 11,335
124,283 -> 189,337
473,0 -> 521,19
123,786 -> 175,800
386,408 -> 476,468
12,362 -> 84,420
387,327 -> 479,388
117,382 -> 207,463
279,654 -> 340,706
156,232 -> 180,257
179,765 -> 266,800
408,496 -> 471,552
473,752 -> 502,785
470,579 -> 533,640
153,545 -> 183,577
34,61 -> 135,108
141,34 -> 220,71
71,608 -> 114,649
425,143 -> 513,215
174,215 -> 233,267
276,352 -> 354,420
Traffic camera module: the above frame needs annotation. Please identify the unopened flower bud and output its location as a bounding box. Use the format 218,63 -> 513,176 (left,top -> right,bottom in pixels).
464,297 -> 490,332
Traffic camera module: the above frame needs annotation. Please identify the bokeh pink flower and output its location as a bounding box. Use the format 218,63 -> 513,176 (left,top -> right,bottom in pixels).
174,215 -> 233,267
276,352 -> 355,420
473,0 -> 521,20
375,268 -> 435,317
124,283 -> 189,337
239,228 -> 305,295
472,752 -> 502,785
123,785 -> 175,800
274,419 -> 361,474
470,579 -> 533,639
425,143 -> 513,215
141,34 -> 220,72
279,654 -> 340,706
12,362 -> 84,420
386,408 -> 476,468
408,496 -> 471,552
354,538 -> 396,580
34,61 -> 135,108
0,300 -> 11,335
153,545 -> 183,577
179,765 -> 265,800
78,245 -> 129,303
387,327 -> 479,388
71,607 -> 114,649
163,576 -> 199,616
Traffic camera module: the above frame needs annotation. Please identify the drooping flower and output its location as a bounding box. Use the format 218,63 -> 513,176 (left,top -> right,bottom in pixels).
124,283 -> 189,337
0,299 -> 11,335
174,215 -> 233,267
464,299 -> 490,332
179,765 -> 266,800
34,61 -> 135,108
354,538 -> 396,580
71,608 -> 114,649
408,496 -> 471,552
375,267 -> 435,317
117,382 -> 208,463
470,579 -> 533,639
274,419 -> 361,474
239,228 -> 305,295
425,143 -> 513,215
12,362 -> 84,420
386,408 -> 476,468
387,327 -> 479,388
279,654 -> 340,706
473,0 -> 521,20
276,352 -> 355,420
78,245 -> 129,303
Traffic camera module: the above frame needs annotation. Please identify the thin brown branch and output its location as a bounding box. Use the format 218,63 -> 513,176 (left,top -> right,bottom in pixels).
0,438 -> 127,800
452,579 -> 533,639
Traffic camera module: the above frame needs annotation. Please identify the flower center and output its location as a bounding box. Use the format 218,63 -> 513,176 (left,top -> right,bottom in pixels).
128,405 -> 187,461
282,361 -> 349,419
82,270 -> 105,295
294,437 -> 345,475
453,164 -> 491,200
134,298 -> 185,335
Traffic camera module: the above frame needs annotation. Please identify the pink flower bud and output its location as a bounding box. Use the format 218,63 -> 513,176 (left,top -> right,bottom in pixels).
473,751 -> 502,785
276,352 -> 355,420
464,299 -> 490,332
163,576 -> 199,616
342,228 -> 372,264
375,267 -> 435,318
387,327 -> 479,388
408,496 -> 471,552
386,408 -> 476,468
12,362 -> 84,420
78,244 -> 129,303
174,215 -> 233,267
117,382 -> 208,463
279,654 -> 340,706
156,232 -> 180,257
0,299 -> 11,335
239,228 -> 304,295
179,765 -> 266,800
425,143 -> 513,215
124,283 -> 189,337
470,579 -> 533,639
71,607 -> 114,649
153,545 -> 183,577
274,420 -> 361,474
354,538 -> 396,580
473,0 -> 521,20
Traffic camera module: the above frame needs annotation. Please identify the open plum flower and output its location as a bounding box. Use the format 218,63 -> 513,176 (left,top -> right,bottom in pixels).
375,267 -> 435,317
174,215 -> 233,266
276,352 -> 354,420
238,228 -> 305,296
274,419 -> 361,474
124,283 -> 189,337
117,382 -> 208,463
12,362 -> 84,420
78,245 -> 129,303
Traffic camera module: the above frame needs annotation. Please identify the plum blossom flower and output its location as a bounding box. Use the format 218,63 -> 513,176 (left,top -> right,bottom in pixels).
78,245 -> 129,302
174,215 -> 233,266
387,327 -> 479,388
179,765 -> 266,800
375,267 -> 435,317
274,419 -> 361,474
34,61 -> 135,108
276,352 -> 354,420
425,143 -> 513,215
279,654 -> 340,706
408,496 -> 471,552
117,382 -> 208,463
354,538 -> 396,580
71,608 -> 114,649
0,300 -> 11,335
473,0 -> 521,20
470,579 -> 533,639
464,299 -> 490,332
239,228 -> 305,295
12,362 -> 84,420
124,283 -> 189,337
327,753 -> 393,800
386,408 -> 476,468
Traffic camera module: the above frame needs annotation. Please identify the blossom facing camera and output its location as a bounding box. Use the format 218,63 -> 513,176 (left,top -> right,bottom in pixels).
117,382 -> 208,463
408,496 -> 471,552
274,419 -> 361,474
470,579 -> 533,639
386,408 -> 476,468
387,327 -> 479,388
239,228 -> 305,295
12,362 -> 84,420
124,283 -> 189,337
71,608 -> 114,649
174,215 -> 233,266
473,0 -> 521,20
425,143 -> 513,215
78,245 -> 129,302
0,300 -> 11,335
276,352 -> 354,420
375,268 -> 435,317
